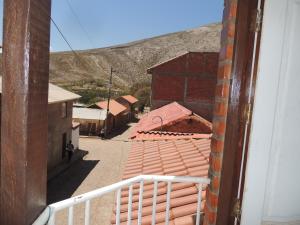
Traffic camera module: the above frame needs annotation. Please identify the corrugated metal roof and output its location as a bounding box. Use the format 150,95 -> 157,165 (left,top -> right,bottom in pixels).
72,107 -> 106,120
96,100 -> 127,116
121,95 -> 138,104
133,131 -> 212,141
130,102 -> 192,138
0,77 -> 81,104
112,138 -> 211,225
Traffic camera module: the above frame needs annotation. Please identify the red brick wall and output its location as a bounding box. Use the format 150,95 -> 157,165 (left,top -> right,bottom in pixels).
150,52 -> 218,121
204,1 -> 238,225
152,75 -> 185,101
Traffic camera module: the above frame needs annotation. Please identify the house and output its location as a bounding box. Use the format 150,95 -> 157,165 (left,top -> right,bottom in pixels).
72,107 -> 107,135
148,52 -> 219,121
0,77 -> 81,171
89,99 -> 127,133
131,102 -> 212,139
115,95 -> 138,121
3,1 -> 300,225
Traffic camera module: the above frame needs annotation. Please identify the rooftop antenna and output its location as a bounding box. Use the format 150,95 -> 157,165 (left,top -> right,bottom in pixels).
152,116 -> 163,132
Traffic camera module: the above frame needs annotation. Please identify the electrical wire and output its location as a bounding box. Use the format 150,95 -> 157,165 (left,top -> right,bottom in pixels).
65,0 -> 95,48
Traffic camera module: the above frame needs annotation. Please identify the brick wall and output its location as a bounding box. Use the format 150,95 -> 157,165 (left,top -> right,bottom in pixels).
203,1 -> 238,225
150,52 -> 218,121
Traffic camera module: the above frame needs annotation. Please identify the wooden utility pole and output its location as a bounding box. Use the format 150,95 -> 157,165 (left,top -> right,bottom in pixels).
1,0 -> 51,224
104,67 -> 113,137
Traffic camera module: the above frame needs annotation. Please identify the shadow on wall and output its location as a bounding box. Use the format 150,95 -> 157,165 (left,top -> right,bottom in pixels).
47,159 -> 100,204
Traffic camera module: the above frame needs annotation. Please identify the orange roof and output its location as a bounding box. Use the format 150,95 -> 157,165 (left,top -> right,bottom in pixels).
133,131 -> 212,141
112,138 -> 211,225
121,95 -> 138,104
96,100 -> 127,116
131,102 -> 211,138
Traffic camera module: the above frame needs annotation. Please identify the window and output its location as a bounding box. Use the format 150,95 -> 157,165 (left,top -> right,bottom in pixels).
61,102 -> 67,118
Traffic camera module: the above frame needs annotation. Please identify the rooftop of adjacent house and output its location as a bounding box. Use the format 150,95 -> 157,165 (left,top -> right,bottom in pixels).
0,77 -> 81,104
130,102 -> 212,138
90,100 -> 127,116
119,95 -> 139,104
72,107 -> 107,120
133,130 -> 212,141
112,136 -> 211,225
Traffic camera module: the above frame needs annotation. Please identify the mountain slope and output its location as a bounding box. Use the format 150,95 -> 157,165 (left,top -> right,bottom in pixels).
49,23 -> 222,87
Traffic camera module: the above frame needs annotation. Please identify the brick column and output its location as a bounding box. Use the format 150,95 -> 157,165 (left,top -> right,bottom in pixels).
203,0 -> 238,225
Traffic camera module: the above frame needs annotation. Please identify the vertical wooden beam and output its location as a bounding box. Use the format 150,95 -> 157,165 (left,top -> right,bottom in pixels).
0,0 -> 51,224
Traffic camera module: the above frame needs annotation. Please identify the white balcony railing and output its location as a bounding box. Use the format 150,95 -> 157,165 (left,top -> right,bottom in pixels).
33,174 -> 210,225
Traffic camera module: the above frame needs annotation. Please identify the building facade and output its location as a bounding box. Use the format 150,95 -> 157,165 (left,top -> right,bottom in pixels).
148,52 -> 219,121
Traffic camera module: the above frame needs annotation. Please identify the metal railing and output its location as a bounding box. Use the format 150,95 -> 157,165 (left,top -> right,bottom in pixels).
33,174 -> 210,225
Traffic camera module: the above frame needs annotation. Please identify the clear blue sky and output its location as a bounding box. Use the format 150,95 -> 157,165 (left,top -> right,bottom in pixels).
0,0 -> 223,52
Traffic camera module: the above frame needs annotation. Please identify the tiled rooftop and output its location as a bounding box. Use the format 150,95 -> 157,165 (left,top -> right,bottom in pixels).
121,95 -> 139,104
96,100 -> 127,116
131,102 -> 212,138
112,138 -> 211,225
133,131 -> 212,141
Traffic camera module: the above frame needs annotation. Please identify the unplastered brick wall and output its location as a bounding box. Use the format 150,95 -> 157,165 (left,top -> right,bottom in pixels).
203,0 -> 237,225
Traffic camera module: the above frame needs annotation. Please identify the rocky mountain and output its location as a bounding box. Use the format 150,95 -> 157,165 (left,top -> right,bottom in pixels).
49,23 -> 221,87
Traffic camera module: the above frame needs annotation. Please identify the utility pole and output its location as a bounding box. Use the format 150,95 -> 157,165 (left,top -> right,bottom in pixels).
104,67 -> 114,137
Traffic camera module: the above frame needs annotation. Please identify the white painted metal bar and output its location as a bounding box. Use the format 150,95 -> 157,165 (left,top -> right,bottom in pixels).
141,175 -> 210,185
32,174 -> 210,225
137,180 -> 144,225
127,185 -> 133,225
116,188 -> 122,225
84,200 -> 91,225
49,176 -> 143,211
195,183 -> 203,225
47,211 -> 56,225
32,207 -> 50,225
68,206 -> 74,225
151,181 -> 158,225
165,182 -> 172,225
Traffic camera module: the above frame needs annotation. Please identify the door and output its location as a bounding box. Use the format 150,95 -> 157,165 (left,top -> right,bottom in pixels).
62,132 -> 67,158
241,0 -> 300,224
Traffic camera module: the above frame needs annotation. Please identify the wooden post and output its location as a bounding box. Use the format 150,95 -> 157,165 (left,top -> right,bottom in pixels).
0,0 -> 51,224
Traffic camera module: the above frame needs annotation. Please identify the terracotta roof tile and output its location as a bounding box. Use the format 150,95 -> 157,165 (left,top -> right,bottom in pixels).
113,138 -> 211,224
96,100 -> 127,116
121,95 -> 138,104
130,102 -> 193,138
133,131 -> 211,141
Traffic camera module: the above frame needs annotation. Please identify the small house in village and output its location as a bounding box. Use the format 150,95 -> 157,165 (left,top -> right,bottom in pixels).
72,107 -> 107,135
115,95 -> 138,122
88,99 -> 127,133
0,77 -> 81,172
148,51 -> 219,121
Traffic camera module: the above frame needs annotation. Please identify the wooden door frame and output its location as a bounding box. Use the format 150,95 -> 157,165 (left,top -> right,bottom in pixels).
216,0 -> 264,224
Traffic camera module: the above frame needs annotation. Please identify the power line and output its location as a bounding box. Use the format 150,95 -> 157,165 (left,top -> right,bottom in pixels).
65,0 -> 95,48
50,17 -> 78,56
50,17 -> 90,70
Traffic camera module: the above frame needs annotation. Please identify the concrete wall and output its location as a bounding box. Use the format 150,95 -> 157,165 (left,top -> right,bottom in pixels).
150,52 -> 218,121
72,126 -> 80,150
47,100 -> 73,171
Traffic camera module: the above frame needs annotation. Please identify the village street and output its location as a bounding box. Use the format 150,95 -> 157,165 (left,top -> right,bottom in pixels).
47,123 -> 135,225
